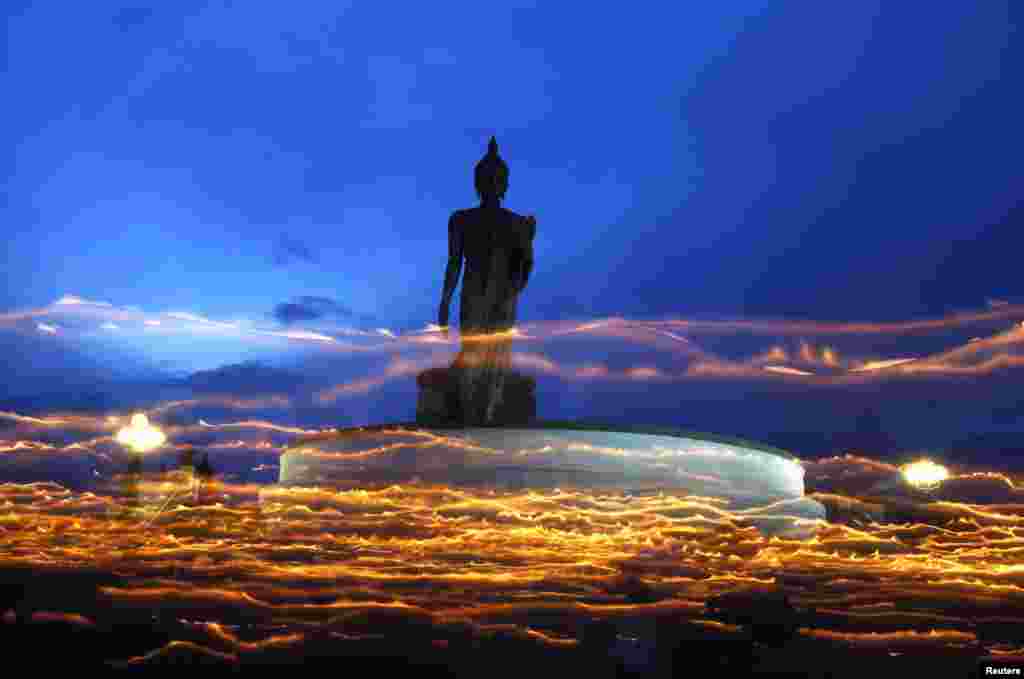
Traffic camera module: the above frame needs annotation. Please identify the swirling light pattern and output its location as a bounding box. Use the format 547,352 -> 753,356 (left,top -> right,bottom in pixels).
9,294 -> 1024,396
0,415 -> 1023,670
4,295 -> 1024,670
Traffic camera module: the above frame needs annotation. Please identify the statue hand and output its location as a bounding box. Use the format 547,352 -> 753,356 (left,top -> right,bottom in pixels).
438,302 -> 450,338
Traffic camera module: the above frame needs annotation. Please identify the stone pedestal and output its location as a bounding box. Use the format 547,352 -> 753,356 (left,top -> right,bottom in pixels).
416,366 -> 536,426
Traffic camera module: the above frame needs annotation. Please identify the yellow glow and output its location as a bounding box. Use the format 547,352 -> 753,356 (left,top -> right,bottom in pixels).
851,358 -> 916,372
10,291 -> 1024,388
900,459 -> 949,490
764,365 -> 814,376
115,413 -> 167,453
2,424 -> 1024,660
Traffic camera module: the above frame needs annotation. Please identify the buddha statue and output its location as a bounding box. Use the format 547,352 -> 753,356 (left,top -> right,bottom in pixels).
419,137 -> 537,426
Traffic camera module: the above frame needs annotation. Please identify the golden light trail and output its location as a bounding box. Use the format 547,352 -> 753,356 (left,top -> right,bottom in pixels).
315,357 -> 430,404
764,366 -> 815,376
10,293 -> 1024,391
575,364 -> 609,378
22,296 -> 1008,341
7,293 -> 1024,668
625,366 -> 662,379
1,421 -> 1024,666
650,305 -> 1024,335
850,359 -> 917,372
115,413 -> 167,453
0,411 -> 75,427
187,419 -> 317,435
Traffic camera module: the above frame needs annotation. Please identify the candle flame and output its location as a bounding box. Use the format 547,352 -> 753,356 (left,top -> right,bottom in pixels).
900,458 -> 949,490
115,413 -> 167,453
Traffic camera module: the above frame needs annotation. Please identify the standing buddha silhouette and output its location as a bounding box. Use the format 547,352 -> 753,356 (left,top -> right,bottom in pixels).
417,137 -> 537,426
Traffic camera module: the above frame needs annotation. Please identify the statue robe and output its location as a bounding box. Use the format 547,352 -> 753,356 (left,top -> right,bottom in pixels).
449,205 -> 535,423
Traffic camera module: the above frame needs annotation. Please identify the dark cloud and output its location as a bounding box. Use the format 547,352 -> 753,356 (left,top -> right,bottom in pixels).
111,7 -> 154,31
272,234 -> 317,266
0,328 -> 165,396
182,360 -> 314,395
272,296 -> 374,325
272,301 -> 329,324
0,328 -> 191,416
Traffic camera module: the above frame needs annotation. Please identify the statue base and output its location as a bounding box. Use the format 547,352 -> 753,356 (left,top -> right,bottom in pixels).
416,366 -> 536,427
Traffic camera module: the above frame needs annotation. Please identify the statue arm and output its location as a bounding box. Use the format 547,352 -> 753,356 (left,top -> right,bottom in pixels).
518,215 -> 536,292
438,213 -> 463,328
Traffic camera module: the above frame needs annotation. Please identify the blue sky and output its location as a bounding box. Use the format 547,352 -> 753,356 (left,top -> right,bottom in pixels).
5,1 -> 729,323
2,1 -> 1022,457
5,2 -> 1018,324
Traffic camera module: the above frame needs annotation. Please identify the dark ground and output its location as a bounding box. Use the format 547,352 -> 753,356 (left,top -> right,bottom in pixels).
0,567 -> 1016,677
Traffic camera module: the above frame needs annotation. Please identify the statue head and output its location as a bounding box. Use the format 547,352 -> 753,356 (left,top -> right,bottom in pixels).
474,136 -> 509,203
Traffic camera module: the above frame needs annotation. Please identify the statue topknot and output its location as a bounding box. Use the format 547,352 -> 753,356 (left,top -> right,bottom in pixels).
474,136 -> 509,202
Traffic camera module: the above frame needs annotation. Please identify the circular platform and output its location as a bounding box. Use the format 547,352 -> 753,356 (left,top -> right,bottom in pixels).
280,423 -> 826,533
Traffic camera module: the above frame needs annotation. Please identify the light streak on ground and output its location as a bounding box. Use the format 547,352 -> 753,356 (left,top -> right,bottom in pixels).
1,423 -> 1024,665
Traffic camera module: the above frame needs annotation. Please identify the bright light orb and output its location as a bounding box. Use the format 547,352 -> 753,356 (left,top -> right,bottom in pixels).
116,413 -> 167,453
901,458 -> 949,491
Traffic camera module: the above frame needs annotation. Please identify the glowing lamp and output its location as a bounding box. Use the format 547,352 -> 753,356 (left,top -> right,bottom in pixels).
116,413 -> 167,453
900,459 -> 949,491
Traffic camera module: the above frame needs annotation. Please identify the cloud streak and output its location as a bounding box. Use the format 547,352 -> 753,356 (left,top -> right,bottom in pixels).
271,296 -> 374,326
